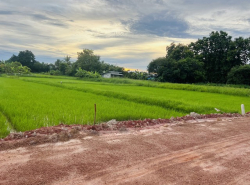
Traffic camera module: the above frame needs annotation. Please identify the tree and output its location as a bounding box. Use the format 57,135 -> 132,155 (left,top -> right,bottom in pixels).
154,43 -> 204,83
166,43 -> 194,61
0,62 -> 5,73
157,58 -> 205,83
227,65 -> 250,85
54,56 -> 74,75
8,55 -> 19,63
0,61 -> 31,75
75,49 -> 102,73
59,63 -> 68,75
55,59 -> 63,70
8,50 -> 46,72
227,37 -> 250,66
64,55 -> 71,65
32,62 -> 50,73
189,31 -> 250,83
147,57 -> 166,73
62,55 -> 75,76
16,50 -> 36,68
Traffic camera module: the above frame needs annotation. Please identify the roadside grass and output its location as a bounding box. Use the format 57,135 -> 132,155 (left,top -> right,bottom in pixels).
22,77 -> 249,114
0,112 -> 10,138
0,78 -> 182,132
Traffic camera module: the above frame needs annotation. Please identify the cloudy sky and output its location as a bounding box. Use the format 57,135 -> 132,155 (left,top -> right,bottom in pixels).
0,0 -> 249,70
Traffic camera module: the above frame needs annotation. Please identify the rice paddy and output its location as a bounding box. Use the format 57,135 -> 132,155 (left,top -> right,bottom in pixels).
0,112 -> 9,138
0,75 -> 249,138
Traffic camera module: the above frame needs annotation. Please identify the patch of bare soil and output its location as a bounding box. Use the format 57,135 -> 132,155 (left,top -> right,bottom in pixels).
1,114 -> 250,184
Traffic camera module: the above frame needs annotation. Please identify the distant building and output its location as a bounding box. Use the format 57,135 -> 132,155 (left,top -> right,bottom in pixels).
102,71 -> 123,78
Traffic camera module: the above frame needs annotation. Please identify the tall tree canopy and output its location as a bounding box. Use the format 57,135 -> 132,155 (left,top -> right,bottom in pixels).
149,31 -> 250,84
149,43 -> 205,83
75,49 -> 102,73
9,50 -> 36,69
189,31 -> 250,83
147,57 -> 166,73
8,50 -> 50,73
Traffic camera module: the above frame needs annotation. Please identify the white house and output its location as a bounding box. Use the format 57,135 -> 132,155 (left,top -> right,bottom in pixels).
102,71 -> 123,78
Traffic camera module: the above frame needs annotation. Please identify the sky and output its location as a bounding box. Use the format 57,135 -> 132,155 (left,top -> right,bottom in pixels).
0,0 -> 249,71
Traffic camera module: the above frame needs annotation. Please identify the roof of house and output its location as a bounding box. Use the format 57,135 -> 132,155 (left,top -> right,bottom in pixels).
103,71 -> 123,76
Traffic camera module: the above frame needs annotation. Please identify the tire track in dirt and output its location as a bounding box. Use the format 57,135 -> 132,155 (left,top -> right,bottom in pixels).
1,117 -> 250,185
87,133 -> 250,184
229,171 -> 250,185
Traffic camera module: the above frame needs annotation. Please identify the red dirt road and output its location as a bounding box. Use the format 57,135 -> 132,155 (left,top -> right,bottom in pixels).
1,117 -> 250,185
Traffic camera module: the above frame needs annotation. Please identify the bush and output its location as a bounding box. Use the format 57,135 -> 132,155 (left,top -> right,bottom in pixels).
75,67 -> 101,78
227,65 -> 250,85
49,70 -> 61,75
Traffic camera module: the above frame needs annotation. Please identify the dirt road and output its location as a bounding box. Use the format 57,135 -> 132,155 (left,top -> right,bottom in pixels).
1,117 -> 250,184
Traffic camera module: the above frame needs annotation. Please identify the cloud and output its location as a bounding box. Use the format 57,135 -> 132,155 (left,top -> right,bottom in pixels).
127,13 -> 189,38
0,21 -> 30,29
0,0 -> 250,70
0,10 -> 15,15
31,14 -> 53,21
101,56 -> 151,71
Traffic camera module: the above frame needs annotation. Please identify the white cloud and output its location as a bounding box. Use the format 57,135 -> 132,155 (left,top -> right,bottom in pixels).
0,0 -> 249,70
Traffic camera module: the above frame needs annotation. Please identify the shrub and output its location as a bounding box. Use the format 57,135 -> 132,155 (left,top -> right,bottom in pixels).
227,65 -> 250,85
49,70 -> 61,75
75,67 -> 101,78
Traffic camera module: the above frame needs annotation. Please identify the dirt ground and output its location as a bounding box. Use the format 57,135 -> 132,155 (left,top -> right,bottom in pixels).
1,116 -> 250,185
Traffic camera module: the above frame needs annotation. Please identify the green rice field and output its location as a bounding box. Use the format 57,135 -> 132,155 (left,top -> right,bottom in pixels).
0,75 -> 249,138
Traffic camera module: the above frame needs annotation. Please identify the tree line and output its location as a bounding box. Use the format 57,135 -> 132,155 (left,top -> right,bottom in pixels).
1,49 -> 149,79
0,61 -> 31,75
148,31 -> 250,85
1,49 -> 124,77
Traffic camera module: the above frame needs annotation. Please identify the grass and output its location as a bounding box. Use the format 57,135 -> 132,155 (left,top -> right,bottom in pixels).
26,74 -> 250,97
21,77 -> 250,114
0,77 -> 182,137
1,75 -> 249,138
0,110 -> 11,138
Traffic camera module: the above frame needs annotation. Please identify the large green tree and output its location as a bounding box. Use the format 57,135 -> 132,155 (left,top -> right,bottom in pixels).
55,59 -> 63,70
8,50 -> 50,73
54,56 -> 75,75
75,49 -> 102,73
166,43 -> 194,61
9,50 -> 36,69
189,31 -> 250,83
152,43 -> 204,83
62,56 -> 75,76
157,58 -> 205,83
147,57 -> 166,73
227,37 -> 250,66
